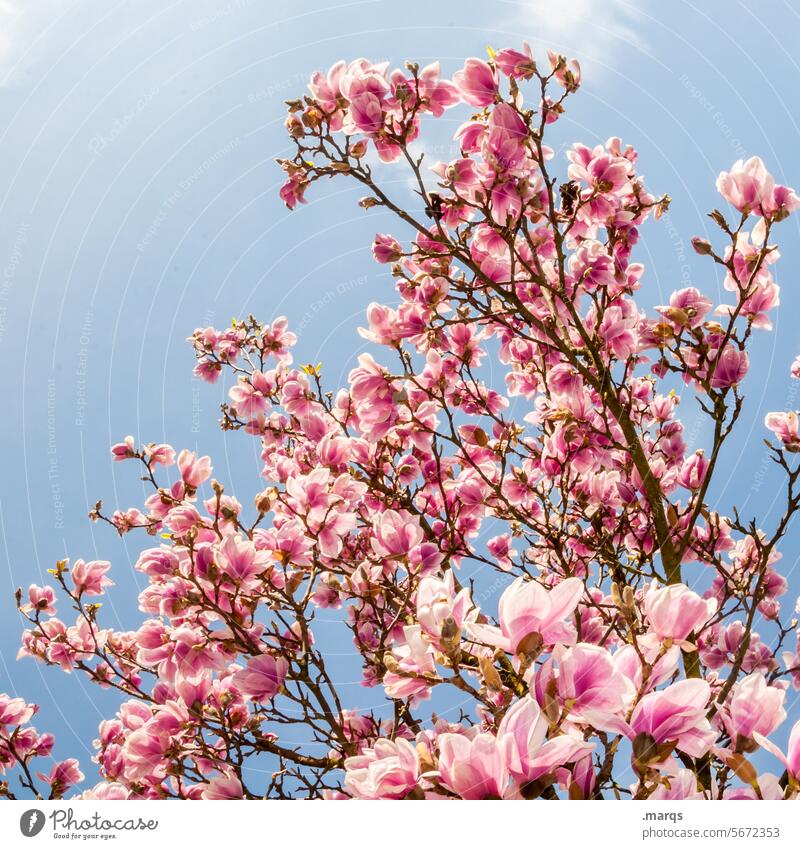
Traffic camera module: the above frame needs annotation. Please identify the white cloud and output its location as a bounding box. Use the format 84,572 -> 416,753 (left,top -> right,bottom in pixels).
0,1 -> 25,72
506,0 -> 649,74
0,0 -> 66,85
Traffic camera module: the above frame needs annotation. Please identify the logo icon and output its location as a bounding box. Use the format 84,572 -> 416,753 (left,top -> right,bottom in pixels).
19,809 -> 45,837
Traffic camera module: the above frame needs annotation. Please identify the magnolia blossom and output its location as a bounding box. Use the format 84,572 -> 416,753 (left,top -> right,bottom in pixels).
629,680 -> 715,758
716,156 -> 800,218
201,774 -> 244,800
437,733 -> 507,799
70,560 -> 113,597
452,58 -> 497,106
643,582 -> 717,643
724,673 -> 786,742
498,696 -> 594,787
232,654 -> 288,702
466,577 -> 583,654
765,411 -> 800,451
755,720 -> 800,780
543,643 -> 631,724
343,738 -> 420,799
415,572 -> 474,650
710,345 -> 749,389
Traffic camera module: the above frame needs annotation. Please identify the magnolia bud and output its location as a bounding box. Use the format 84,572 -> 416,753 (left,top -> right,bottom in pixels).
478,655 -> 503,691
416,742 -> 436,773
440,616 -> 461,652
255,489 -> 275,513
473,427 -> 489,447
726,752 -> 758,784
285,114 -> 305,138
516,630 -> 543,658
622,586 -> 635,610
632,732 -> 674,776
542,679 -> 560,724
691,236 -> 713,256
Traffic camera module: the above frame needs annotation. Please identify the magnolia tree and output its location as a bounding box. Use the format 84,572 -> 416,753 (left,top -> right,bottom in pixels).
4,44 -> 800,802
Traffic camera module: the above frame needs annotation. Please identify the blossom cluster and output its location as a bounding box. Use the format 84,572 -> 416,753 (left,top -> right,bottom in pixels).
7,45 -> 800,801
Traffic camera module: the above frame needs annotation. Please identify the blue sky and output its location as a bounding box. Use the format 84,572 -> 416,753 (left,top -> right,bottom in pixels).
2,0 -> 800,784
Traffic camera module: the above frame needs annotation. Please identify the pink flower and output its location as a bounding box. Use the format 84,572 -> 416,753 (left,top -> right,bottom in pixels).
452,58 -> 497,107
648,768 -> 706,800
598,303 -> 639,359
589,154 -> 629,193
39,758 -> 84,796
549,643 -> 631,721
678,450 -> 710,490
110,435 -> 136,461
340,60 -> 389,134
202,773 -> 244,799
660,287 -> 713,328
437,732 -> 507,799
754,719 -> 800,779
643,582 -> 717,643
723,774 -> 784,800
716,156 -> 798,219
494,44 -> 535,79
382,625 -> 437,703
415,572 -> 473,649
308,60 -> 346,111
763,183 -> 800,219
372,233 -> 402,263
232,654 -> 288,701
0,694 -> 35,728
215,534 -> 269,589
279,176 -> 308,209
25,584 -> 57,615
122,724 -> 169,782
497,696 -> 593,785
630,679 -> 715,758
416,62 -> 460,116
344,738 -> 420,799
488,576 -> 583,653
177,449 -> 212,489
548,50 -> 581,91
229,375 -> 270,419
486,103 -> 527,164
725,673 -> 786,741
143,443 -> 175,466
371,509 -> 423,558
765,411 -> 800,451
710,345 -> 749,389
71,560 -> 113,597
717,156 -> 774,214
